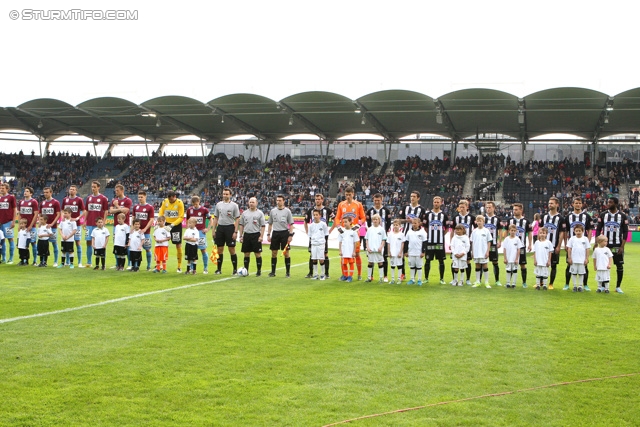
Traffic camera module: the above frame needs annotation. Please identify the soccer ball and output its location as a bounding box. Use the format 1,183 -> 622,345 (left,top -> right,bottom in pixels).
237,267 -> 249,277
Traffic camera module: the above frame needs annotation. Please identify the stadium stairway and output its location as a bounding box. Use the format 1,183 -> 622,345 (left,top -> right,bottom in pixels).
619,181 -> 630,205
463,168 -> 476,196
494,166 -> 505,204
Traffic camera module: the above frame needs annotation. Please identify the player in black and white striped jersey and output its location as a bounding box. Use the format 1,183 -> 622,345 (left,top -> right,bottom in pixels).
563,197 -> 593,291
424,196 -> 449,284
539,196 -> 565,290
366,193 -> 392,282
505,202 -> 532,288
595,197 -> 629,293
398,191 -> 428,280
449,199 -> 475,285
483,201 -> 505,286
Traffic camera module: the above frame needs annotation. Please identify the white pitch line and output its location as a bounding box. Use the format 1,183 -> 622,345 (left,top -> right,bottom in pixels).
0,259 -> 320,325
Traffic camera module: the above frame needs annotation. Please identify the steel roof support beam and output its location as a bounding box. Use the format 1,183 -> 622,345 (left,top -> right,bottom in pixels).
433,99 -> 459,142
4,107 -> 45,139
592,97 -> 614,143
75,106 -> 159,142
14,106 -> 115,143
354,101 -> 395,142
517,98 -> 528,145
139,105 -> 217,144
204,103 -> 269,141
277,101 -> 328,140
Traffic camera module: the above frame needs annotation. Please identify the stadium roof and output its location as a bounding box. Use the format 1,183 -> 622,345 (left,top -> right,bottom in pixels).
1,87 -> 639,144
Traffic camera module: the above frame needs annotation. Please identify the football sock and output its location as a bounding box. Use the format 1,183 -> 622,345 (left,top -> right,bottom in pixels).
616,266 -> 623,287
52,241 -> 58,264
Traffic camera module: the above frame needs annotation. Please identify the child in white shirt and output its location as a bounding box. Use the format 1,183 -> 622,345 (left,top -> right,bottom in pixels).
365,214 -> 387,283
17,219 -> 30,265
533,227 -> 554,290
405,217 -> 427,286
37,215 -> 53,267
592,235 -> 614,293
91,217 -> 110,270
128,219 -> 144,272
59,208 -> 78,268
112,213 -> 130,271
308,210 -> 329,280
387,219 -> 405,284
470,215 -> 493,288
567,224 -> 590,292
183,218 -> 200,274
450,224 -> 471,287
503,224 -> 525,288
338,217 -> 359,282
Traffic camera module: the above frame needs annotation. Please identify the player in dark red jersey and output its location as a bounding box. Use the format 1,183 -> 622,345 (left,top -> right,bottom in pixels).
83,181 -> 109,268
186,195 -> 212,274
132,190 -> 155,271
18,186 -> 39,265
41,186 -> 62,266
62,185 -> 86,266
0,182 -> 17,263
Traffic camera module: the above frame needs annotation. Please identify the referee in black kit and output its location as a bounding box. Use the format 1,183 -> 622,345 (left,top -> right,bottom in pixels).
267,195 -> 294,278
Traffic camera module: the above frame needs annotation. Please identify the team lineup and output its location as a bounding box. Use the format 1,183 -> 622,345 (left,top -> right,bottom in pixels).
0,181 -> 630,293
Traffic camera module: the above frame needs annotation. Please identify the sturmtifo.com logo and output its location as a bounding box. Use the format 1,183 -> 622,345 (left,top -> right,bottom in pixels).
9,9 -> 138,20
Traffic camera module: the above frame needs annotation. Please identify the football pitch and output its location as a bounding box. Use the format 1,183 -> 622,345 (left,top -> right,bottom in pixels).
1,243 -> 639,426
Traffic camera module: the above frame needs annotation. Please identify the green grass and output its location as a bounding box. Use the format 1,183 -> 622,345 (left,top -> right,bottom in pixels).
1,243 -> 639,426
